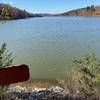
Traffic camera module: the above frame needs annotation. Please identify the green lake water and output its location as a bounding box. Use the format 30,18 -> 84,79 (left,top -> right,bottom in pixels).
0,17 -> 100,80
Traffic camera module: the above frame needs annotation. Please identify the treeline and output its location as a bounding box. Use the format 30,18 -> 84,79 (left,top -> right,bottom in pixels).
86,5 -> 96,15
0,4 -> 39,20
61,5 -> 100,16
0,4 -> 12,19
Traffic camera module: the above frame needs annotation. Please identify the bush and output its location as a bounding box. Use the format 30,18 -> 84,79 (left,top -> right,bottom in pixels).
0,43 -> 13,93
73,52 -> 100,97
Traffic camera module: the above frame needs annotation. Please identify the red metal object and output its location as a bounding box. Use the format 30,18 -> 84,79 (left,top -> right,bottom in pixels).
0,64 -> 30,85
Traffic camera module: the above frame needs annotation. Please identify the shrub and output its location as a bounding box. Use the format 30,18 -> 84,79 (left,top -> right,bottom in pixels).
0,43 -> 13,93
73,52 -> 100,97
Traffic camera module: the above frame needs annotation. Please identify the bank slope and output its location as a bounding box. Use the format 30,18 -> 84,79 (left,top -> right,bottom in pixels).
60,5 -> 100,17
0,3 -> 42,20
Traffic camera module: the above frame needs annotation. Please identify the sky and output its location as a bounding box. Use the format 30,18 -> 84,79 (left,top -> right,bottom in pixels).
0,0 -> 100,13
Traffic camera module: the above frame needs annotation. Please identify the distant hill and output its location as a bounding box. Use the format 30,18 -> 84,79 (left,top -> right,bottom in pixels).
59,5 -> 100,17
1,4 -> 100,20
0,3 -> 42,20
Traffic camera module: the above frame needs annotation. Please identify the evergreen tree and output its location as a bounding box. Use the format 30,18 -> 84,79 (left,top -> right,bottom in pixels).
0,43 -> 13,93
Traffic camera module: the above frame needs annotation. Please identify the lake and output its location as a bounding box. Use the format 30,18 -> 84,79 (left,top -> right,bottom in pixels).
0,17 -> 100,80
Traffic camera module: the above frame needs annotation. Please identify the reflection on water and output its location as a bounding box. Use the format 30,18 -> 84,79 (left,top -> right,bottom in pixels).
0,17 -> 100,80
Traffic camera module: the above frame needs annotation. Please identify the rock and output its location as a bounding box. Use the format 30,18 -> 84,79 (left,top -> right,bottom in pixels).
49,86 -> 64,93
8,85 -> 28,93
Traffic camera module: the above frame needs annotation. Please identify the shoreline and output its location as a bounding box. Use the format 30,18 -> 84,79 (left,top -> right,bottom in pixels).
0,83 -> 99,100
